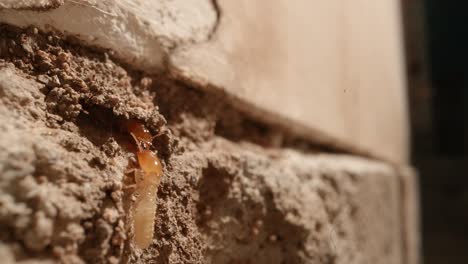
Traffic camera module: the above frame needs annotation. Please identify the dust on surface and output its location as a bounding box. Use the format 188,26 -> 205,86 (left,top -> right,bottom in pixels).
0,24 -> 405,264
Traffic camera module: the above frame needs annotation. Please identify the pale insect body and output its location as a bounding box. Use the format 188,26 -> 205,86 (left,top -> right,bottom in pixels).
133,176 -> 159,249
126,120 -> 163,249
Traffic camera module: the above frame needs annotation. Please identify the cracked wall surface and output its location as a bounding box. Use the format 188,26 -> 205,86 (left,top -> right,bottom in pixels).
0,0 -> 409,164
0,0 -> 218,71
0,24 -> 418,264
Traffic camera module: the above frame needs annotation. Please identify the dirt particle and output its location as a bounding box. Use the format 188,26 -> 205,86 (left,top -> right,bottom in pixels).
57,51 -> 70,63
46,85 -> 82,120
24,212 -> 53,251
269,234 -> 278,242
103,208 -> 119,224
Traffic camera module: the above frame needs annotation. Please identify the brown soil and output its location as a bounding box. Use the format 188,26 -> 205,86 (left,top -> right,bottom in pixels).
0,25 -> 405,264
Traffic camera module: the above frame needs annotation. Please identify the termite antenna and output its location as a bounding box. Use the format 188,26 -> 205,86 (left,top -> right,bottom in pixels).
151,129 -> 165,141
130,132 -> 143,152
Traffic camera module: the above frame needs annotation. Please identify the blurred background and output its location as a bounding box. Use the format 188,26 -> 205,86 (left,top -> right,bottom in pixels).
402,0 -> 468,263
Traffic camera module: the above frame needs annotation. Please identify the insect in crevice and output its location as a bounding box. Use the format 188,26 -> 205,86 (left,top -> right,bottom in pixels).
125,119 -> 164,249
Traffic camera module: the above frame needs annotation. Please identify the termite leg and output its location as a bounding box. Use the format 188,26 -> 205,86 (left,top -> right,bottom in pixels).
123,184 -> 137,191
134,170 -> 145,184
123,168 -> 138,191
151,129 -> 165,140
127,168 -> 145,184
123,170 -> 145,192
125,168 -> 137,174
129,132 -> 143,151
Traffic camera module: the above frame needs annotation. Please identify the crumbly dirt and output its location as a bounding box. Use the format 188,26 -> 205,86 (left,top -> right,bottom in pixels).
0,25 -> 407,264
0,0 -> 64,10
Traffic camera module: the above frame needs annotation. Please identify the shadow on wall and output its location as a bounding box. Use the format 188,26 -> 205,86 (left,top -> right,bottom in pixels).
403,0 -> 468,263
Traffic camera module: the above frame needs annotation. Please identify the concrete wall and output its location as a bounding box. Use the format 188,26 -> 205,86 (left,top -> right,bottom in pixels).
0,0 -> 409,164
0,1 -> 418,263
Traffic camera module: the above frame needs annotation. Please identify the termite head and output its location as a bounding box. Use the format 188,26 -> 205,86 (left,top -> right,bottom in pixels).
125,119 -> 163,177
125,119 -> 153,148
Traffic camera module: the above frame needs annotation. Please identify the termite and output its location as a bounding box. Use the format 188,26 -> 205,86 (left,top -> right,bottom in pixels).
125,119 -> 163,249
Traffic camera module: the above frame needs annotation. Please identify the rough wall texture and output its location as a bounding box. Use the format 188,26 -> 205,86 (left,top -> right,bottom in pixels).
0,0 -> 63,10
0,0 -> 409,164
0,25 -> 418,264
0,0 -> 218,71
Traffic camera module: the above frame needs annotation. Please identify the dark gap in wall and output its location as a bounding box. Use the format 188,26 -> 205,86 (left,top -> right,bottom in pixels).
403,0 -> 468,263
